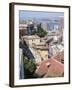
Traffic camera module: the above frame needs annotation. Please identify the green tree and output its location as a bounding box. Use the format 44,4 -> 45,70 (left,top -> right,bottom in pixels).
36,23 -> 47,37
23,55 -> 36,79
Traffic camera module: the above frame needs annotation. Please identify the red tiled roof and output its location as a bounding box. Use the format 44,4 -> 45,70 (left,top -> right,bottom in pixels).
35,58 -> 64,77
53,51 -> 64,63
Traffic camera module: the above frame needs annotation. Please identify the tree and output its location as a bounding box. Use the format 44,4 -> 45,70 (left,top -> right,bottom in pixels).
23,54 -> 36,79
36,23 -> 47,37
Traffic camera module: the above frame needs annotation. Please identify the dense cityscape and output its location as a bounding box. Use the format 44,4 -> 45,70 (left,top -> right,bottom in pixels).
19,14 -> 64,79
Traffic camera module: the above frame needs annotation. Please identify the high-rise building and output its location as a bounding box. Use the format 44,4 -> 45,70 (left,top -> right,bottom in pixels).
58,17 -> 64,30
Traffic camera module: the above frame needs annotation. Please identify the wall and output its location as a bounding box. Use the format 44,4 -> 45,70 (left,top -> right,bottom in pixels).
0,0 -> 72,90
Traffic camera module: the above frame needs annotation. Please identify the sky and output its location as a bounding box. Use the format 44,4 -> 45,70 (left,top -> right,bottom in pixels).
19,10 -> 64,20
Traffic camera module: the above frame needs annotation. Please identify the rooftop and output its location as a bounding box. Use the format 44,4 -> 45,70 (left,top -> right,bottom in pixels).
35,58 -> 64,77
33,44 -> 48,50
49,44 -> 64,55
21,35 -> 40,40
53,51 -> 64,63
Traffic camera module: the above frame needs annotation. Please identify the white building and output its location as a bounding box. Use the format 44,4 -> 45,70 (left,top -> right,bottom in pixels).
41,22 -> 48,31
49,44 -> 64,56
21,35 -> 40,47
54,25 -> 59,30
19,24 -> 28,30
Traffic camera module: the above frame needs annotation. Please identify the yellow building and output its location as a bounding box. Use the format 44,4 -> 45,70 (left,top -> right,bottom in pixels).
33,44 -> 48,61
21,35 -> 48,62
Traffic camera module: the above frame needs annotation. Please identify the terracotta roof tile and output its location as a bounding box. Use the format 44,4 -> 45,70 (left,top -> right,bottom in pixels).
35,58 -> 64,77
53,51 -> 64,63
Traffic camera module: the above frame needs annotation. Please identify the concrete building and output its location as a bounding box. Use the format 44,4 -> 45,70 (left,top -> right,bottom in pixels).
19,24 -> 28,30
49,44 -> 64,56
21,35 -> 40,47
21,35 -> 49,63
54,24 -> 59,30
33,43 -> 48,62
58,16 -> 64,30
19,24 -> 28,38
41,22 -> 48,31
